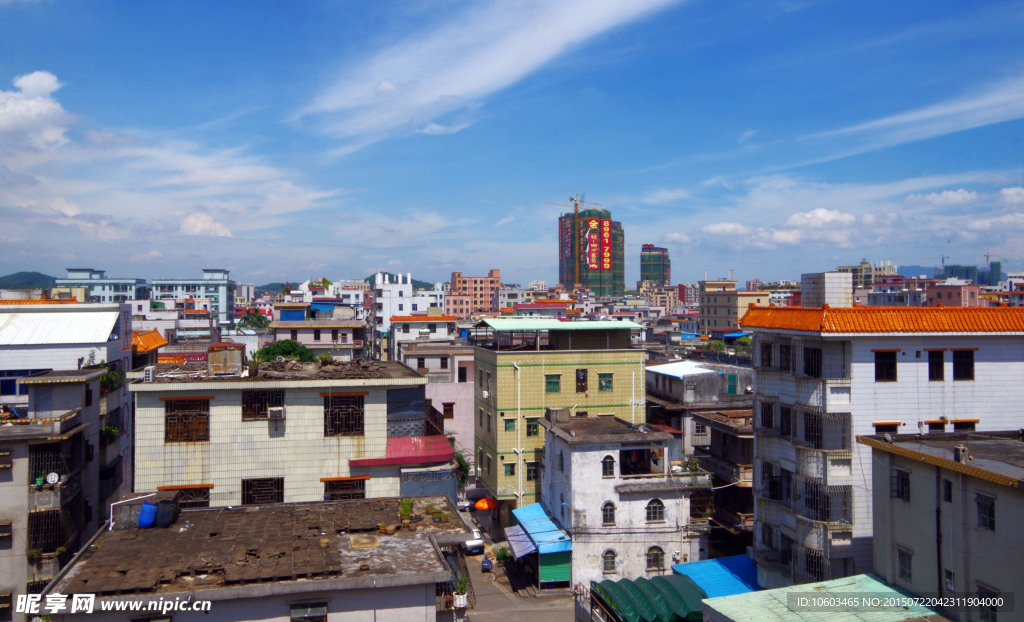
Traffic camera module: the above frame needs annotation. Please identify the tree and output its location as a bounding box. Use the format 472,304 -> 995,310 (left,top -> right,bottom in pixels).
237,309 -> 271,329
704,339 -> 726,353
450,438 -> 470,488
255,339 -> 316,363
736,336 -> 752,351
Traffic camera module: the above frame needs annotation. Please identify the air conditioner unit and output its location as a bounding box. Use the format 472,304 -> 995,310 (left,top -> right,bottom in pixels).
144,366 -> 156,383
267,406 -> 286,420
481,391 -> 490,399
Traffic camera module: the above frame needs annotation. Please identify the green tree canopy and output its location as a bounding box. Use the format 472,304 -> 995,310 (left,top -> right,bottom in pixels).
705,339 -> 726,353
255,339 -> 316,362
237,309 -> 271,329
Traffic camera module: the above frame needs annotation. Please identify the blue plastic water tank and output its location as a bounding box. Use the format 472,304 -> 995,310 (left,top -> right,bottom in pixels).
138,501 -> 157,528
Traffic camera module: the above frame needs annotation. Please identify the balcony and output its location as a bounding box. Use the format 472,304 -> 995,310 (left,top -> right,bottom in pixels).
29,476 -> 81,512
796,447 -> 853,483
715,506 -> 755,532
696,451 -> 753,486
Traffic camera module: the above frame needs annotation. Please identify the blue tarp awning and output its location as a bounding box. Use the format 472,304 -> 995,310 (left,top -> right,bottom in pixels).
511,503 -> 572,554
723,331 -> 751,338
671,555 -> 760,598
503,525 -> 537,559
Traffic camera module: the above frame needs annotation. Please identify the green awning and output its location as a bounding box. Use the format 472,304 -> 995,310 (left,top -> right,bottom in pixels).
653,575 -> 706,621
633,578 -> 675,622
591,574 -> 707,622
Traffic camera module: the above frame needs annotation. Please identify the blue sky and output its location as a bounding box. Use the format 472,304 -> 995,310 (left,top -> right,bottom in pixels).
1,0 -> 1022,288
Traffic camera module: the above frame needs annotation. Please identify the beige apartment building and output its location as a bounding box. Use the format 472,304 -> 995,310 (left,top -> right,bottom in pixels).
698,280 -> 769,336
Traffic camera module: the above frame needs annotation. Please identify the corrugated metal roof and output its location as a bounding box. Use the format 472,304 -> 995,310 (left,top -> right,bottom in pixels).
645,360 -> 717,379
672,555 -> 759,598
0,311 -> 119,345
476,318 -> 645,331
511,503 -> 572,554
702,573 -> 946,621
741,305 -> 1024,334
132,330 -> 168,354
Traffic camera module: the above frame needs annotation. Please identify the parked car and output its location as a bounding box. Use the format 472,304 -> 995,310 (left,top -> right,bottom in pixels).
456,500 -> 474,512
464,529 -> 484,555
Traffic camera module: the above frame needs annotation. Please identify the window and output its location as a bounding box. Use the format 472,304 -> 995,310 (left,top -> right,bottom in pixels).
558,451 -> 564,471
943,479 -> 952,502
897,548 -> 912,582
953,350 -> 975,381
977,585 -> 999,622
953,420 -> 976,432
646,547 -> 665,571
332,329 -> 339,341
417,357 -> 426,369
504,463 -> 515,477
1,369 -> 50,395
290,329 -> 298,341
165,399 -> 210,442
242,390 -> 284,420
928,351 -> 944,381
291,603 -> 328,622
759,402 -> 773,429
602,455 -> 615,478
402,324 -> 410,334
760,343 -> 773,368
804,347 -> 822,378
440,357 -> 448,370
928,421 -> 946,432
574,410 -> 588,418
575,369 -> 588,393
598,373 -> 613,392
526,418 -> 539,437
891,469 -> 910,501
504,419 -> 516,432
165,487 -> 210,508
603,550 -> 616,573
478,408 -> 484,428
874,423 -> 899,434
324,479 -> 365,500
694,422 -> 706,435
977,494 -> 995,531
779,344 -> 792,371
477,449 -> 483,468
398,304 -> 403,311
486,455 -> 492,474
875,351 -> 898,382
526,462 -> 538,481
458,366 -> 468,383
779,406 -> 792,437
545,374 -> 561,393
602,502 -> 616,525
324,395 -> 364,436
442,403 -> 454,419
646,499 -> 665,522
313,329 -> 321,341
242,477 -> 284,505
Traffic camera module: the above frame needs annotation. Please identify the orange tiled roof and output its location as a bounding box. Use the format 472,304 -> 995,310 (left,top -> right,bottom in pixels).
390,315 -> 458,322
740,305 -> 1024,334
0,298 -> 78,305
132,329 -> 168,354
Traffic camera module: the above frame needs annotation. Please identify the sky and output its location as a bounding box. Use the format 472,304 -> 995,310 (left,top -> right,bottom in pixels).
1,0 -> 1023,288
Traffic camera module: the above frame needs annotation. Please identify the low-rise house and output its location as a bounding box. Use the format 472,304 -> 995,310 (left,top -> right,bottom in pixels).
130,348 -> 456,507
537,410 -> 711,588
44,496 -> 472,622
860,431 -> 1021,622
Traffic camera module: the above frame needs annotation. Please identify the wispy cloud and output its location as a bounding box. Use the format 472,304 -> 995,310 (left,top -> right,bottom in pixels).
299,0 -> 681,152
808,74 -> 1024,152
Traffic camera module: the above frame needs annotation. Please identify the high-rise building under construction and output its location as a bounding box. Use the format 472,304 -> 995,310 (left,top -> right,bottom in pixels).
640,244 -> 671,287
557,208 -> 625,296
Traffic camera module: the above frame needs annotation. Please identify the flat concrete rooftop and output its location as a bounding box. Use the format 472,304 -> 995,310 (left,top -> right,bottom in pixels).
860,431 -> 1024,483
51,497 -> 467,597
135,359 -> 422,383
541,415 -> 674,444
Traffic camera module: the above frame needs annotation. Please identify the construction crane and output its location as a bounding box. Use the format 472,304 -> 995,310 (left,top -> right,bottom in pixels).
921,254 -> 951,276
546,194 -> 602,288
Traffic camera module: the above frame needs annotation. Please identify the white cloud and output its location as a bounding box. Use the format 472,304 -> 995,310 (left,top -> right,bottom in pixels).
640,188 -> 689,204
784,208 -> 856,228
738,129 -> 757,144
904,189 -> 978,207
968,213 -> 1024,231
130,250 -> 163,262
496,215 -> 515,227
702,222 -> 751,236
300,0 -> 681,151
417,121 -> 472,135
180,213 -> 233,237
0,70 -> 72,151
663,232 -> 691,244
1000,187 -> 1024,204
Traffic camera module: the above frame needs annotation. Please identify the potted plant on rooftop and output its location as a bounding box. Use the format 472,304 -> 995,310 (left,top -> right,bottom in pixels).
453,574 -> 470,608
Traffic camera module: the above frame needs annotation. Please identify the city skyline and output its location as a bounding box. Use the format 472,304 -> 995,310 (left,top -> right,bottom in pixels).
2,1 -> 1023,286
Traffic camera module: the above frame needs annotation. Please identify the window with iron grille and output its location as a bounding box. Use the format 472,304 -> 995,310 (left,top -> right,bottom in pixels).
325,479 -> 366,500
602,502 -> 615,525
977,494 -> 995,531
779,344 -> 792,371
928,350 -> 944,381
953,350 -> 975,381
526,418 -> 539,436
891,469 -> 910,501
175,488 -> 210,508
977,585 -> 999,622
545,374 -> 561,393
242,390 -> 285,420
646,499 -> 665,522
759,401 -> 774,429
875,351 -> 897,382
897,547 -> 912,581
290,602 -> 328,622
526,462 -> 538,481
803,347 -> 822,378
242,477 -> 284,505
442,403 -> 454,419
598,373 -> 613,392
165,399 -> 210,442
603,550 -> 616,573
28,508 -> 68,551
779,406 -> 792,437
504,462 -> 515,476
324,395 -> 364,436
646,547 -> 665,570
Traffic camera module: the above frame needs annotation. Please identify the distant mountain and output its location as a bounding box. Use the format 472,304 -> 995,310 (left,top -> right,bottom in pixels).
897,265 -> 936,278
255,282 -> 289,294
363,273 -> 435,291
0,271 -> 56,289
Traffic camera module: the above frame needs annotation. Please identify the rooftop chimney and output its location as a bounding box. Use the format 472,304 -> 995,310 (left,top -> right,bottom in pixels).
953,445 -> 968,463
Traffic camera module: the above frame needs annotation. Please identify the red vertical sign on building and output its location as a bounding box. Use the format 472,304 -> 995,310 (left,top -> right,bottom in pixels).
587,217 -> 600,270
600,219 -> 612,271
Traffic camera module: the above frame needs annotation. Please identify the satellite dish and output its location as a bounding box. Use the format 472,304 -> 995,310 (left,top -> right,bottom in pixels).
45,472 -> 60,485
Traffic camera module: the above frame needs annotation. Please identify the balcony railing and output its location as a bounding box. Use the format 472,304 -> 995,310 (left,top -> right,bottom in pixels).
696,451 -> 753,486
